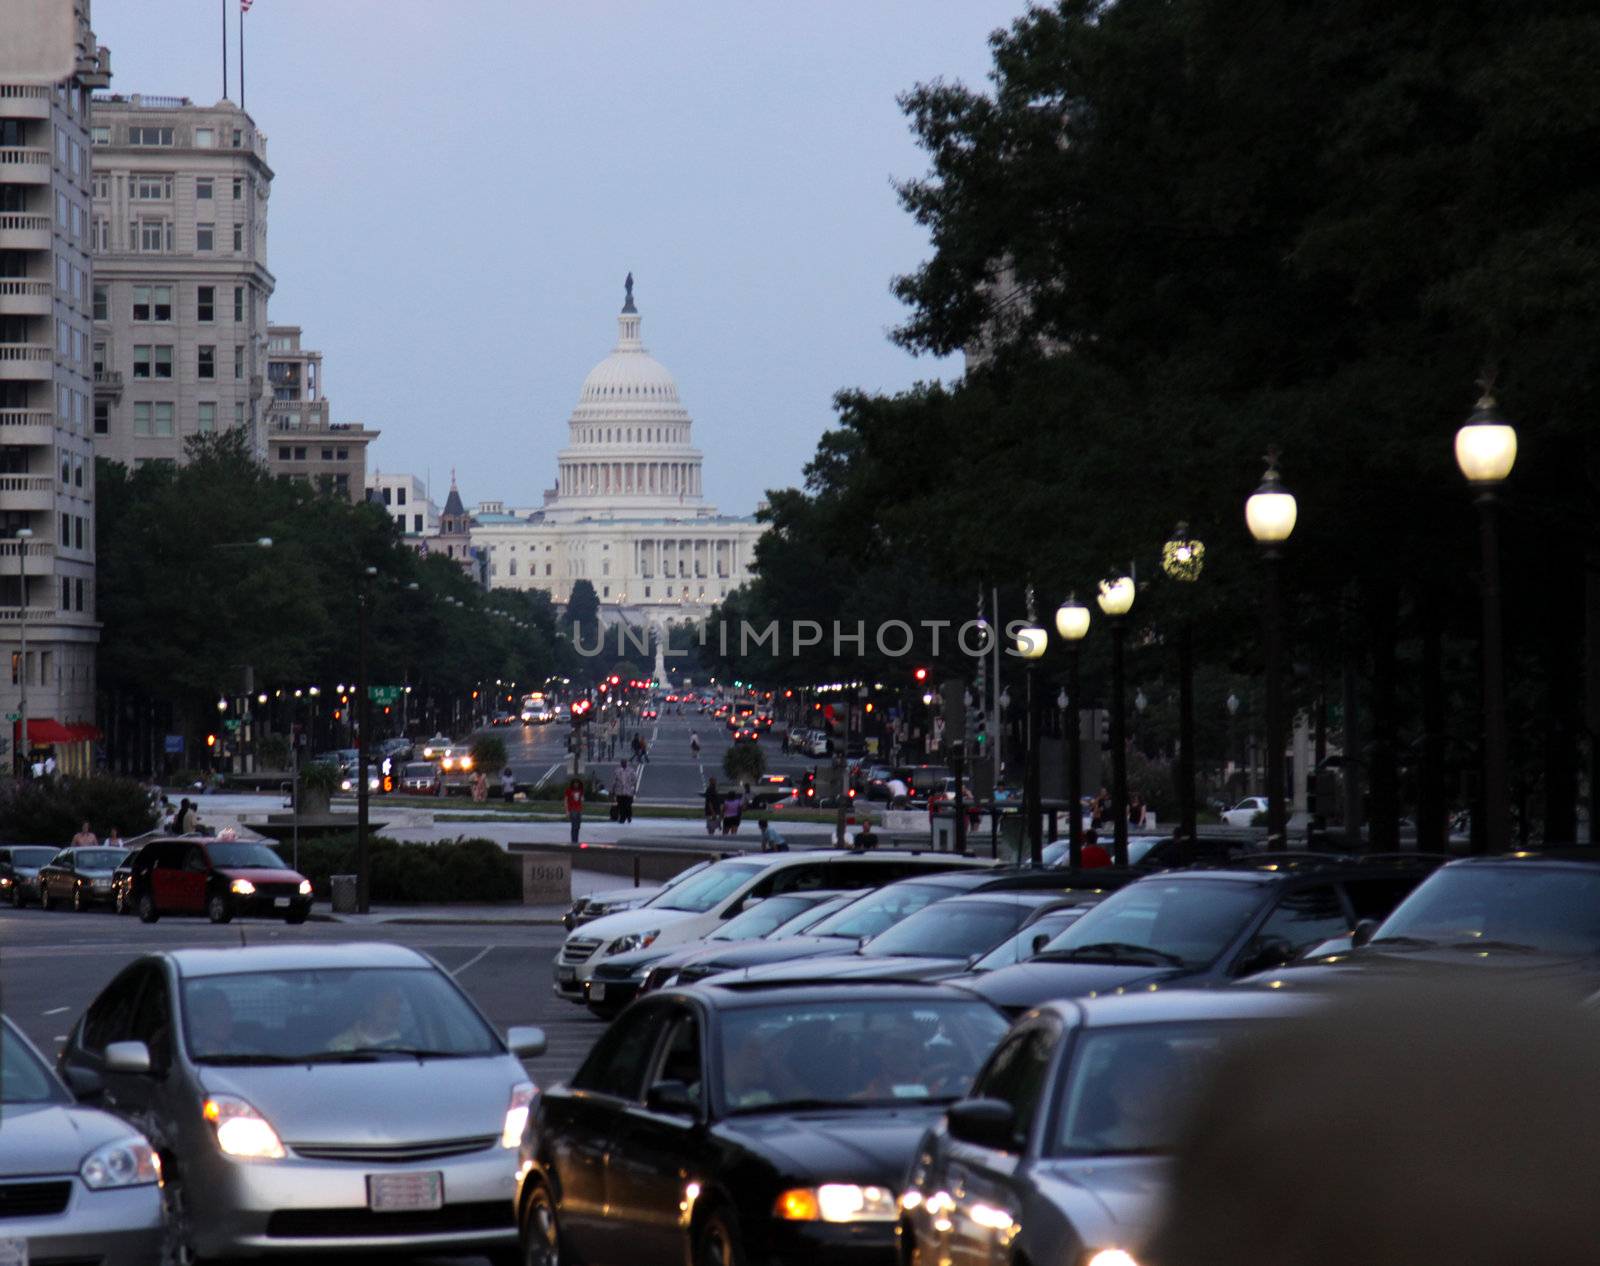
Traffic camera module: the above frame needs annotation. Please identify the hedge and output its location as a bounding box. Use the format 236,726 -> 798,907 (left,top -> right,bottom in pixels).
0,776 -> 158,844
271,834 -> 522,904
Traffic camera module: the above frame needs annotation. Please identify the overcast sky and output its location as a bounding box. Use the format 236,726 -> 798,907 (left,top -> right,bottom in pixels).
92,0 -> 1024,514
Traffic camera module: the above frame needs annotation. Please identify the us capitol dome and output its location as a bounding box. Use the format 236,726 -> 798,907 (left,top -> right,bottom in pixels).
470,276 -> 764,621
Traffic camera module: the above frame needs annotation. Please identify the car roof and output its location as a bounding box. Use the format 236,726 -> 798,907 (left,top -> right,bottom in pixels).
163,942 -> 431,979
1441,850 -> 1600,869
668,979 -> 1003,1011
1036,985 -> 1320,1029
935,890 -> 1080,910
1139,854 -> 1441,884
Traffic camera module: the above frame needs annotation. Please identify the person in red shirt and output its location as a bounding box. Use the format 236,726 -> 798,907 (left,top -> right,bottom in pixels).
564,778 -> 584,844
1079,828 -> 1112,869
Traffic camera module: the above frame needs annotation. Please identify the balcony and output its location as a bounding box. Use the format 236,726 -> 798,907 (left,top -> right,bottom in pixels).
0,540 -> 54,560
0,409 -> 54,442
0,213 -> 52,251
0,343 -> 54,381
0,85 -> 51,120
0,147 -> 52,184
0,474 -> 55,510
0,279 -> 51,318
93,369 -> 123,400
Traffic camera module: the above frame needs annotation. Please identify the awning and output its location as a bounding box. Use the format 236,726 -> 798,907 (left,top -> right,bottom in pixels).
12,719 -> 100,744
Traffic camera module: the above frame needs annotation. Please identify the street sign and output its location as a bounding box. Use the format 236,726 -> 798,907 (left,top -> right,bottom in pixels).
368,686 -> 403,706
3,712 -> 18,722
164,734 -> 185,754
223,719 -> 241,733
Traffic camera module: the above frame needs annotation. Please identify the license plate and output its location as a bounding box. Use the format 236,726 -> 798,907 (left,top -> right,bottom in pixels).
589,982 -> 606,1001
557,967 -> 576,983
368,1172 -> 443,1212
0,1237 -> 27,1266
274,896 -> 290,908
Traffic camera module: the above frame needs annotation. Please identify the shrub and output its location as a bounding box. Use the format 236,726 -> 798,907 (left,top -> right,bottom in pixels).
0,775 -> 158,844
471,735 -> 508,774
723,743 -> 766,788
273,835 -> 522,903
257,735 -> 291,770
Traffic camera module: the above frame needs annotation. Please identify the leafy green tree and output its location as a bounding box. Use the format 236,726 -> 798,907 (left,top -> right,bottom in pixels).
722,742 -> 766,790
471,734 -> 508,774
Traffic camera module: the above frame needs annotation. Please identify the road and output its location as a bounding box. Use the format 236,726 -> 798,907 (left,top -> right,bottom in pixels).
0,904 -> 606,1265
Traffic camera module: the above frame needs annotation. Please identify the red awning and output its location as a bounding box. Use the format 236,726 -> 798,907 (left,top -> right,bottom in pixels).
11,719 -> 99,744
66,723 -> 102,742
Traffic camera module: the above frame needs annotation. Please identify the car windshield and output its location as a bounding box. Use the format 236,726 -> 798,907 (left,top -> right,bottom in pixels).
1372,865 -> 1600,955
770,893 -> 856,938
710,894 -> 820,941
972,910 -> 1089,970
661,861 -> 710,891
1053,1022 -> 1250,1156
206,843 -> 287,869
719,998 -> 1008,1113
1,1024 -> 67,1104
71,849 -> 126,870
648,861 -> 764,913
6,847 -> 56,867
1042,879 -> 1263,968
403,763 -> 434,777
181,967 -> 501,1064
809,882 -> 951,940
862,900 -> 1032,960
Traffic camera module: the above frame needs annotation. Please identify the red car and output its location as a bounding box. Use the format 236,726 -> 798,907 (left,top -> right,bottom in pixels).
642,708 -> 659,720
128,837 -> 313,924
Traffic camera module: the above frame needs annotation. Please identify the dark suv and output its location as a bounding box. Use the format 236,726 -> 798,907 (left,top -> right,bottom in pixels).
128,837 -> 312,924
962,854 -> 1441,1015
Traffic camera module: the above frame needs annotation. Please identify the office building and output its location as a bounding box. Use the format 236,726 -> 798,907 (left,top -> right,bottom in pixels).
367,470 -> 437,540
264,323 -> 376,500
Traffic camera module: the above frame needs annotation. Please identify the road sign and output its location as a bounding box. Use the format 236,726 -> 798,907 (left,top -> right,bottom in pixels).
164,734 -> 185,754
223,719 -> 241,733
368,686 -> 403,706
3,712 -> 18,722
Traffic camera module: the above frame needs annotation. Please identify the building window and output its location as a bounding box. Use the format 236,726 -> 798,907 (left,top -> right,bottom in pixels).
136,220 -> 171,252
133,285 -> 171,321
321,448 -> 333,461
154,402 -> 173,436
335,448 -> 348,461
231,128 -> 242,148
644,585 -> 651,597
233,286 -> 244,321
509,559 -> 518,576
277,446 -> 290,460
73,455 -> 83,487
233,344 -> 243,379
547,564 -> 553,576
603,587 -> 610,598
197,285 -> 214,322
74,578 -> 83,611
92,284 -> 107,321
197,402 -> 215,433
396,487 -> 407,506
232,176 -> 244,200
61,577 -> 70,610
132,402 -> 150,435
380,487 -> 392,505
197,346 -> 215,379
195,127 -> 214,148
334,474 -> 349,495
91,125 -> 110,145
293,447 -> 306,460
196,177 -> 213,200
130,173 -> 173,199
74,516 -> 83,549
232,223 -> 243,251
234,401 -> 245,428
196,222 -> 214,252
94,401 -> 108,434
412,514 -> 422,532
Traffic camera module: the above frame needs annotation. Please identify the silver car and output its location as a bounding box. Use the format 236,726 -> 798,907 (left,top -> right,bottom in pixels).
59,942 -> 545,1262
1,1015 -> 164,1264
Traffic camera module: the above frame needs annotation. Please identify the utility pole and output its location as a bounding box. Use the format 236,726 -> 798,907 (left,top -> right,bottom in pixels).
356,566 -> 375,913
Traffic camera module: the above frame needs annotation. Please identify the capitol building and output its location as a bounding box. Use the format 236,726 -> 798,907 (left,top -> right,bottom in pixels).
472,279 -> 765,622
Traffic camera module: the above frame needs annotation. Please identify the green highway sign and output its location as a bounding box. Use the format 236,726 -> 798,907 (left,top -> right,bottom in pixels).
223,718 -> 241,732
368,686 -> 404,706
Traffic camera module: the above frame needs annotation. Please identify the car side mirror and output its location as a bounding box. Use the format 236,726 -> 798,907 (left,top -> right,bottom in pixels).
645,1079 -> 697,1117
1350,918 -> 1380,949
506,1026 -> 547,1059
61,1062 -> 105,1101
1031,933 -> 1051,957
1236,937 -> 1293,977
946,1098 -> 1018,1151
103,1040 -> 152,1074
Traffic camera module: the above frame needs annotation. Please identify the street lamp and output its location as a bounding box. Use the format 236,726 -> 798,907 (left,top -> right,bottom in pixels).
1097,573 -> 1136,865
1055,595 -> 1091,866
1455,390 -> 1516,854
1016,590 -> 1048,867
1246,451 -> 1297,847
1161,522 -> 1204,854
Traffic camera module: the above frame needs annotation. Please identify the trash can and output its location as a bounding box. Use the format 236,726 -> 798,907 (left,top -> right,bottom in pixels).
329,874 -> 359,914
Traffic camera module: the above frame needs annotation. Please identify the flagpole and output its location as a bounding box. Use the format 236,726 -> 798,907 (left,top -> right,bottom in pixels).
222,0 -> 229,99
240,3 -> 246,112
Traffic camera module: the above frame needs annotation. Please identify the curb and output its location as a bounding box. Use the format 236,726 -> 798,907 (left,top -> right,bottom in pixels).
308,911 -> 564,927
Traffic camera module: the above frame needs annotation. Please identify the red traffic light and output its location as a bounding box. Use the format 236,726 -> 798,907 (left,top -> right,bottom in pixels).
609,675 -> 621,685
913,667 -> 929,683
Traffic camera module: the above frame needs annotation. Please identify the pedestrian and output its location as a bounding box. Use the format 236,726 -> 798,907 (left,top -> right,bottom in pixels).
853,822 -> 880,850
173,798 -> 197,834
780,730 -> 790,755
612,760 -> 636,824
703,778 -> 723,836
564,778 -> 584,844
42,752 -> 56,778
1128,792 -> 1148,829
757,818 -> 787,851
470,770 -> 488,803
106,826 -> 123,849
690,731 -> 701,756
500,767 -> 516,801
637,735 -> 650,765
1079,828 -> 1111,868
886,774 -> 910,808
722,786 -> 744,835
71,820 -> 98,846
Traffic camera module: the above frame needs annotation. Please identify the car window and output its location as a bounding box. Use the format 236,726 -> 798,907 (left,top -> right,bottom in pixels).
710,894 -> 818,941
1342,875 -> 1425,921
650,1012 -> 703,1107
1,1023 -> 67,1105
969,1024 -> 1057,1148
50,850 -> 71,867
1373,865 -> 1600,954
184,846 -> 208,872
1238,884 -> 1348,972
972,911 -> 1086,970
153,842 -> 185,869
648,861 -> 765,913
205,842 -> 287,869
82,965 -> 147,1052
764,863 -> 828,896
1043,879 -> 1264,968
572,1004 -> 667,1101
127,968 -> 173,1071
862,900 -> 1031,959
809,882 -> 950,940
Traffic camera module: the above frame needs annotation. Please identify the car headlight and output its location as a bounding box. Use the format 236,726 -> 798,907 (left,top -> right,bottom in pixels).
440,758 -> 454,770
1084,1253 -> 1140,1266
607,930 -> 660,956
461,757 -> 474,770
502,1081 -> 536,1148
229,878 -> 256,896
775,1184 -> 897,1223
81,1134 -> 162,1189
297,879 -> 313,896
203,1095 -> 285,1159
0,876 -> 11,886
340,778 -> 354,791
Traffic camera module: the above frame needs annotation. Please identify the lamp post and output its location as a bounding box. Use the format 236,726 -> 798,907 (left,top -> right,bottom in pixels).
1055,596 -> 1090,867
1455,391 -> 1517,854
1246,452 -> 1299,848
1015,591 -> 1048,867
1162,523 -> 1204,857
356,565 -> 377,913
1097,574 -> 1136,865
14,527 -> 32,773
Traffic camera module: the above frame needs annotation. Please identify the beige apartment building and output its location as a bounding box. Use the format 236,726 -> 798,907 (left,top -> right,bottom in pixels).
0,3 -> 111,774
265,324 -> 376,501
88,93 -> 274,466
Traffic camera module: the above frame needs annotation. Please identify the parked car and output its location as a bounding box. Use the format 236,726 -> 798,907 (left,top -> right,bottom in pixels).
900,988 -> 1313,1266
398,760 -> 443,795
337,763 -> 384,795
2,1014 -> 164,1264
963,855 -> 1442,1017
127,837 -> 314,924
0,843 -> 60,907
1220,795 -> 1270,828
515,981 -> 1009,1266
59,943 -> 546,1264
36,847 -> 133,912
559,860 -> 720,931
637,892 -> 862,994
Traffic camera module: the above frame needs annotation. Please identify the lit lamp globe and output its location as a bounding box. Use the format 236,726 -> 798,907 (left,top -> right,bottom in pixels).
1245,457 -> 1298,547
1454,394 -> 1517,486
1096,575 -> 1135,618
1055,598 -> 1091,643
1015,626 -> 1048,660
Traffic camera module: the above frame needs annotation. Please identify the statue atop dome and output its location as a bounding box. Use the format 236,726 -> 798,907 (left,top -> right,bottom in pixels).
622,272 -> 636,314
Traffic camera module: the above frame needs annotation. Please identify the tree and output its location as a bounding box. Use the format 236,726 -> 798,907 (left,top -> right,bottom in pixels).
471,735 -> 508,775
723,742 -> 766,791
565,579 -> 601,666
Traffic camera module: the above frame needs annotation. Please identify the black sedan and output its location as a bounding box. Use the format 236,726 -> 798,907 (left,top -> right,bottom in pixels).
515,982 -> 1010,1266
0,844 -> 59,907
35,847 -> 133,911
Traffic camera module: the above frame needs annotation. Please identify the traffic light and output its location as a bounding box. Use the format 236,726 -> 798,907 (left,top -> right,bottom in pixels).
913,666 -> 929,684
205,734 -> 217,749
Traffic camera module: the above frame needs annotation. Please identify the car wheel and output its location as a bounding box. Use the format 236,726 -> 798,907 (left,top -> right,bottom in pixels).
72,885 -> 85,913
694,1206 -> 747,1266
519,1179 -> 565,1266
206,894 -> 232,924
161,1164 -> 203,1266
39,884 -> 51,911
136,891 -> 160,923
284,907 -> 308,925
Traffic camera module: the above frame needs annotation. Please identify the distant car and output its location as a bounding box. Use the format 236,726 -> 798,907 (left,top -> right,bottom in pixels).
379,737 -> 414,763
1221,795 -> 1270,828
2,1014 -> 164,1264
802,730 -> 830,756
127,837 -> 313,924
399,761 -> 443,795
36,847 -> 133,912
732,726 -> 760,744
492,711 -> 517,727
337,764 -> 384,795
0,843 -> 60,907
